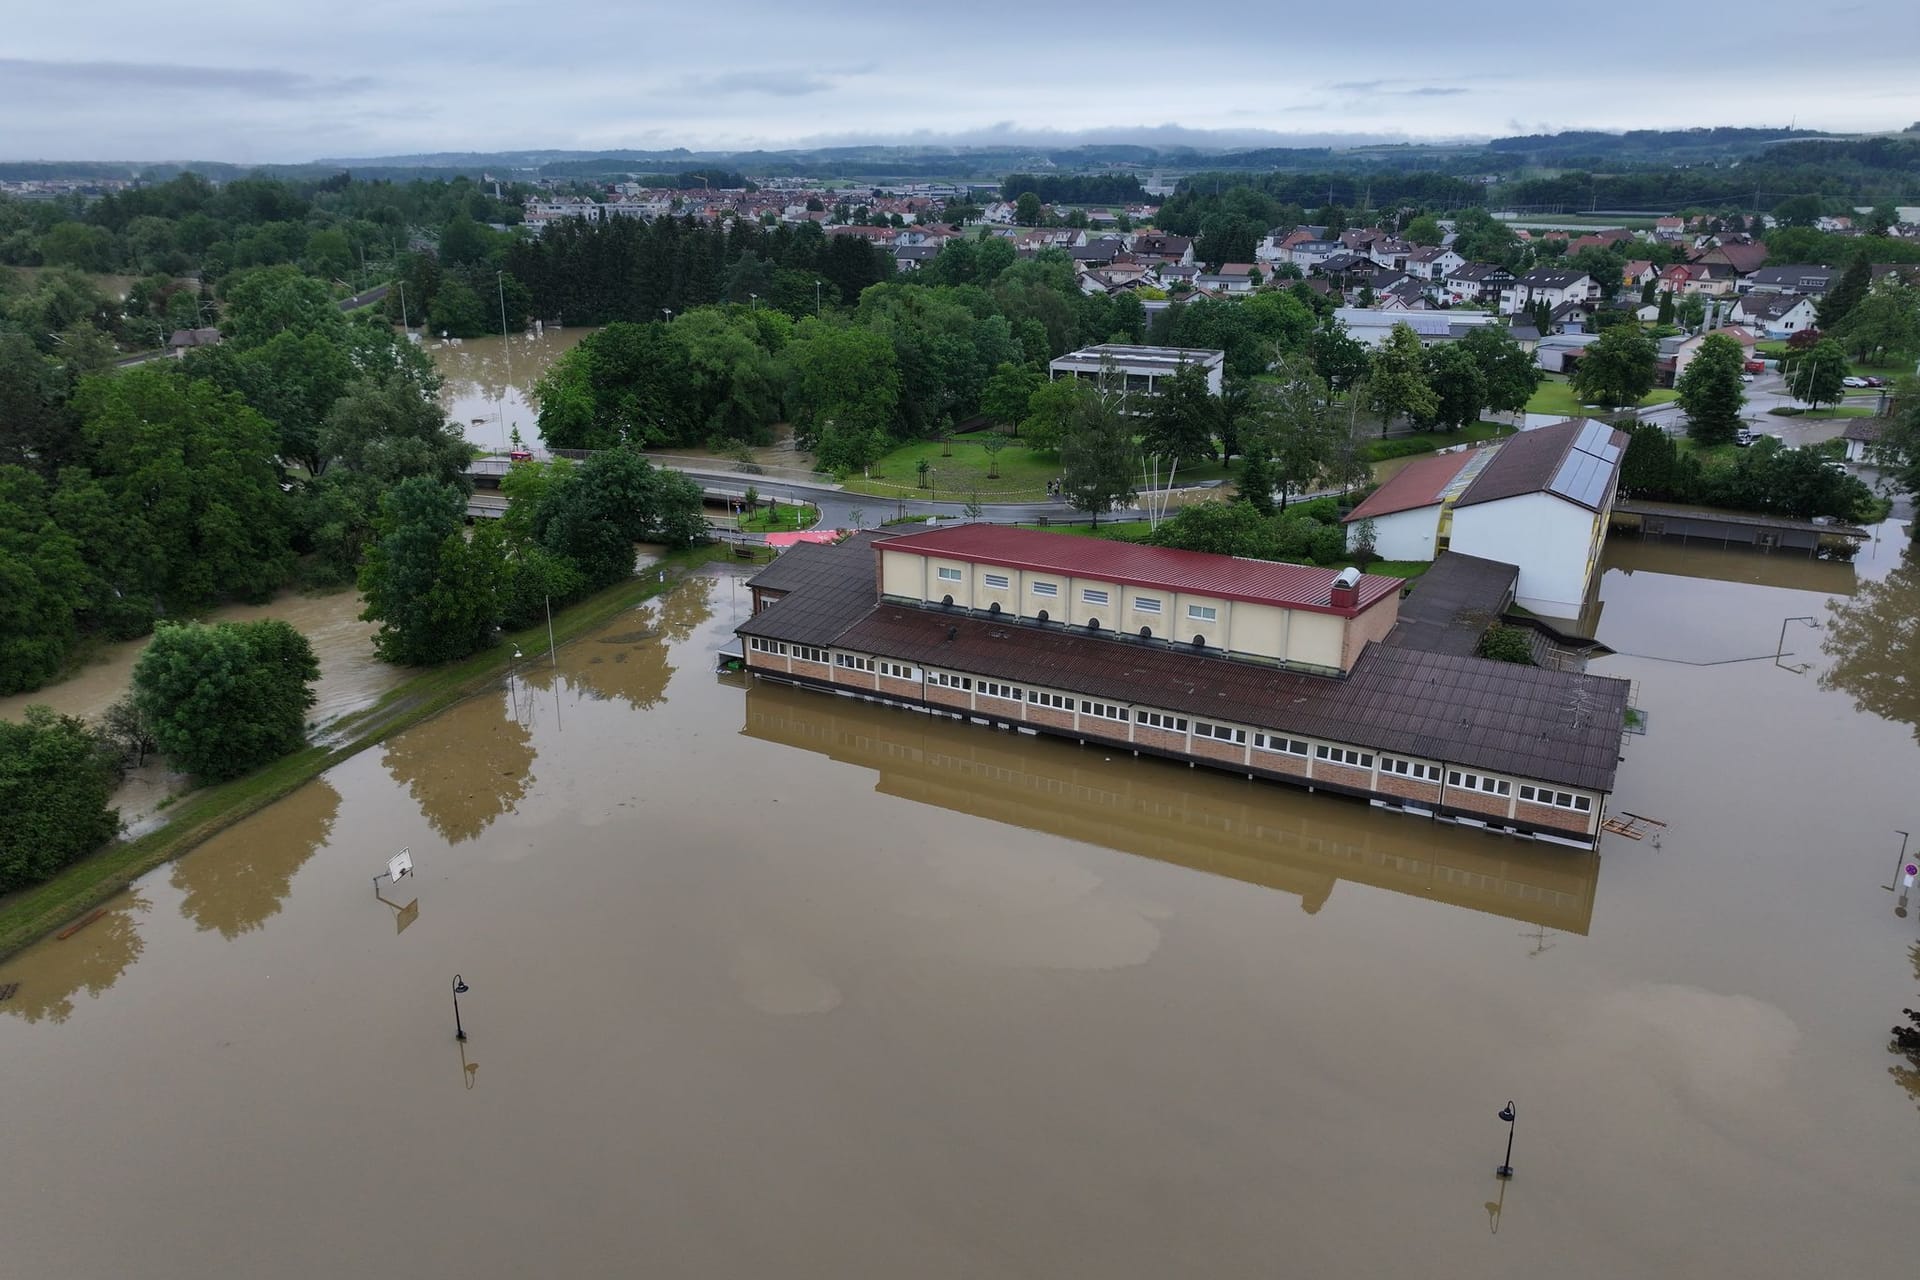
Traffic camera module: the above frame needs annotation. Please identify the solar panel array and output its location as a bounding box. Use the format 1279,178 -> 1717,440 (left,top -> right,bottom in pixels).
1548,421 -> 1624,509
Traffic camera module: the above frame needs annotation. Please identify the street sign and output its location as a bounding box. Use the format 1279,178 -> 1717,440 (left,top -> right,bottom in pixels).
1903,863 -> 1917,889
389,849 -> 414,882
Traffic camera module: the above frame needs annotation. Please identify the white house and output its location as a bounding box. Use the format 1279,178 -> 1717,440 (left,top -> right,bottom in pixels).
1344,419 -> 1626,617
1048,343 -> 1226,401
1404,246 -> 1466,282
1501,269 -> 1593,316
1730,293 -> 1819,337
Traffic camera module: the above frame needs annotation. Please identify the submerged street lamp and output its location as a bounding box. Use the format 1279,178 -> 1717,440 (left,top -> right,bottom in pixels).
452,974 -> 471,1042
1496,1102 -> 1517,1179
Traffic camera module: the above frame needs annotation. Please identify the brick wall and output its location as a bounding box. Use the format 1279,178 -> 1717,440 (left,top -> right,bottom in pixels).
1024,704 -> 1076,732
878,675 -> 922,701
1375,774 -> 1442,805
1311,760 -> 1374,792
925,684 -> 972,712
791,656 -> 830,681
1448,788 -> 1513,819
1132,725 -> 1189,754
1190,735 -> 1249,768
1253,749 -> 1310,779
1515,800 -> 1590,836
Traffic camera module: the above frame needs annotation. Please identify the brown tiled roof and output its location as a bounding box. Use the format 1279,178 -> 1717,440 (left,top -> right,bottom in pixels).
737,531 -> 890,644
1342,449 -> 1478,522
1453,418 -> 1625,512
830,603 -> 1628,792
874,524 -> 1401,616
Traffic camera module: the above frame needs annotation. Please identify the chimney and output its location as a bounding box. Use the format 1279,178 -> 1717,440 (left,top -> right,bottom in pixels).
1330,566 -> 1362,610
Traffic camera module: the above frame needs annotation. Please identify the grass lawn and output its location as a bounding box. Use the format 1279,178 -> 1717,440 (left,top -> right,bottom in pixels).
839,432 -> 1238,503
1526,377 -> 1676,418
1754,340 -> 1907,379
838,432 -> 1061,502
737,501 -> 820,533
1765,405 -> 1873,419
1366,420 -> 1516,461
1013,520 -> 1155,540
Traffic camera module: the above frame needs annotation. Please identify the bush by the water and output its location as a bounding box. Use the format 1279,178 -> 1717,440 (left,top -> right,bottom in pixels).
0,707 -> 121,893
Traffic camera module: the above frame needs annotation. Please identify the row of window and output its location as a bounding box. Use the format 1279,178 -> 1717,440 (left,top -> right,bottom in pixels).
798,649 -> 1595,816
749,638 -> 787,655
1519,785 -> 1594,813
927,570 -> 1221,621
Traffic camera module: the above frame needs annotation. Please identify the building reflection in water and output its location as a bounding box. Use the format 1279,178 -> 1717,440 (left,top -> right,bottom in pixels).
740,681 -> 1601,935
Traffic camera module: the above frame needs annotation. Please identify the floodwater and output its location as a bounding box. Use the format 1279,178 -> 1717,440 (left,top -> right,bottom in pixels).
429,326 -> 594,456
4,528 -> 1920,1277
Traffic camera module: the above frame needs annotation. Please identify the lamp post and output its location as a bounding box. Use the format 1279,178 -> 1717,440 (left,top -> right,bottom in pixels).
1495,1102 -> 1517,1179
814,279 -> 822,316
452,974 -> 470,1041
496,271 -> 513,453
749,292 -> 758,311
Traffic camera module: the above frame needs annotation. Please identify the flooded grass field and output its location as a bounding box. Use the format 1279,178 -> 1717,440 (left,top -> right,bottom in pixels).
2,526 -> 1917,1277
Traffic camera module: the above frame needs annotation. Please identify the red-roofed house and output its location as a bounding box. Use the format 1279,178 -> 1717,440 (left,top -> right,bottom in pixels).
1342,449 -> 1485,562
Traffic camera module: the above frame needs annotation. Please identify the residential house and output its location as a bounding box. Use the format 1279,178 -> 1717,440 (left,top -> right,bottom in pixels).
1729,292 -> 1819,337
1195,263 -> 1258,294
1367,238 -> 1415,272
1404,245 -> 1466,283
1344,418 -> 1627,617
1329,308 -> 1502,348
1501,269 -> 1594,316
1653,216 -> 1686,240
1740,265 -> 1836,296
1287,239 -> 1342,270
167,327 -> 221,357
1841,418 -> 1885,464
1689,237 -> 1769,277
1621,260 -> 1658,291
1126,232 -> 1194,266
1564,229 -> 1635,256
1444,262 -> 1515,306
1048,344 -> 1226,401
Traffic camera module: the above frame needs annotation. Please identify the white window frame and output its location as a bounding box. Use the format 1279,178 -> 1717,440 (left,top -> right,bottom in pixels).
1381,757 -> 1438,781
1194,721 -> 1247,745
1029,691 -> 1071,710
1136,710 -> 1188,732
878,660 -> 917,680
929,671 -> 973,691
1078,699 -> 1129,722
795,645 -> 828,664
1031,581 -> 1059,598
936,566 -> 963,583
979,681 -> 1023,701
1133,597 -> 1162,615
1187,603 -> 1218,622
1447,770 -> 1511,797
834,653 -> 875,672
1081,588 -> 1110,607
983,572 -> 1010,590
1316,745 -> 1375,768
749,637 -> 788,655
1255,733 -> 1309,757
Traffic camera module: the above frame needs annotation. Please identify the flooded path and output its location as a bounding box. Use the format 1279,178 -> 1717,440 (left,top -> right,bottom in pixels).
3,530 -> 1919,1277
429,326 -> 594,456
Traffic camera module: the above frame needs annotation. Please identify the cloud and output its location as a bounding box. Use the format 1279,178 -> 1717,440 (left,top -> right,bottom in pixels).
1329,79 -> 1469,98
679,69 -> 837,98
0,57 -> 373,99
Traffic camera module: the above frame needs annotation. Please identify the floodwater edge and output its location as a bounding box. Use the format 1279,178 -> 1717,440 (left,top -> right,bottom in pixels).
0,545 -> 730,962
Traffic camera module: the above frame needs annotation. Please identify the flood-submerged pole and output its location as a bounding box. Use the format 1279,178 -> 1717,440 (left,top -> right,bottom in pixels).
1496,1102 -> 1517,1179
452,974 -> 470,1042
1888,830 -> 1912,892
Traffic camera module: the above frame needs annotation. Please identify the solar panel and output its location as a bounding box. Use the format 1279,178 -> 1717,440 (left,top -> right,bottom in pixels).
1548,450 -> 1612,509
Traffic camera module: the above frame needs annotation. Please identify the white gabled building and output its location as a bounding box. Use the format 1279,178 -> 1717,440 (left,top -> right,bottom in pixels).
1343,418 -> 1627,617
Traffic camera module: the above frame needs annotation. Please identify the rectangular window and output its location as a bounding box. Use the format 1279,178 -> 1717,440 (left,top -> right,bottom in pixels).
1078,699 -> 1128,722
1255,733 -> 1310,756
983,572 -> 1010,590
1315,745 -> 1374,768
748,637 -> 788,655
1381,757 -> 1438,781
980,681 -> 1022,701
1081,588 -> 1110,607
1029,691 -> 1071,710
1187,603 -> 1218,622
1032,581 -> 1058,598
929,672 -> 972,691
834,653 -> 875,672
1520,785 -> 1592,813
1449,770 -> 1509,796
936,566 -> 963,583
1134,597 -> 1162,615
795,645 -> 828,664
1136,710 -> 1188,732
878,661 -> 917,680
1194,721 -> 1247,745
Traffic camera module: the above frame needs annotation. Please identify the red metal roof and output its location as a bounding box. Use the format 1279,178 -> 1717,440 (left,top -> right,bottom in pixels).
874,525 -> 1401,616
1342,450 -> 1478,522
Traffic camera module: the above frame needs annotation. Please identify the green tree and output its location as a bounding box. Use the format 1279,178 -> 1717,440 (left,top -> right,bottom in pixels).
319,372 -> 472,486
1058,385 -> 1138,526
1872,375 -> 1920,503
783,321 -> 900,453
1817,255 -> 1873,330
1782,337 -> 1847,408
1419,342 -> 1488,431
1364,323 -> 1439,434
1458,324 -> 1542,418
1017,376 -> 1088,452
1832,280 -> 1920,364
981,361 -> 1042,429
1015,193 -> 1043,226
219,266 -> 343,349
0,706 -> 121,893
1676,332 -> 1748,445
428,278 -> 488,338
1478,626 -> 1535,664
1237,449 -> 1276,515
131,619 -> 320,781
1403,214 -> 1443,246
1569,326 -> 1658,409
358,478 -> 501,665
1140,361 -> 1218,464
0,465 -> 89,693
536,448 -> 705,588
1248,358 -> 1343,509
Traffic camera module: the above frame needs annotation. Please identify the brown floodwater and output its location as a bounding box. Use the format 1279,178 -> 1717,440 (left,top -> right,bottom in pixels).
3,530 -> 1919,1278
430,326 -> 594,456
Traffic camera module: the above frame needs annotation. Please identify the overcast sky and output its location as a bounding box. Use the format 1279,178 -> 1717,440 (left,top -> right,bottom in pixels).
8,2 -> 1916,162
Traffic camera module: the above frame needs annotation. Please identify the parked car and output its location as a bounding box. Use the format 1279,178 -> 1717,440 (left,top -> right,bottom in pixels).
1740,373 -> 1754,383
508,448 -> 534,462
1863,376 -> 1887,388
1842,376 -> 1868,388
1743,359 -> 1766,373
1734,429 -> 1755,447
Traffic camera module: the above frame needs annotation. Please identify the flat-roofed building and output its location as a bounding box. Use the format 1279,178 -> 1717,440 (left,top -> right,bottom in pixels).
1047,343 -> 1225,401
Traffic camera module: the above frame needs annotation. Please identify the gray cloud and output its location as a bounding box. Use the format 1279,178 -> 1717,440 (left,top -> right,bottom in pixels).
1329,80 -> 1468,98
678,70 -> 837,98
0,57 -> 373,99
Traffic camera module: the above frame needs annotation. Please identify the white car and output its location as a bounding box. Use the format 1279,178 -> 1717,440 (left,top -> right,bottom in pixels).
1841,376 -> 1868,388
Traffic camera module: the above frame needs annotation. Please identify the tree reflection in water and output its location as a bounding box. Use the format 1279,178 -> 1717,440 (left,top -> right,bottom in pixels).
1821,543 -> 1920,744
383,697 -> 536,844
0,894 -> 149,1024
1891,945 -> 1920,1110
172,780 -> 341,938
564,578 -> 710,712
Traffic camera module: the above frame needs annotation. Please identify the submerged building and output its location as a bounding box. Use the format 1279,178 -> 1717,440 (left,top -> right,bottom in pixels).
734,526 -> 1631,848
